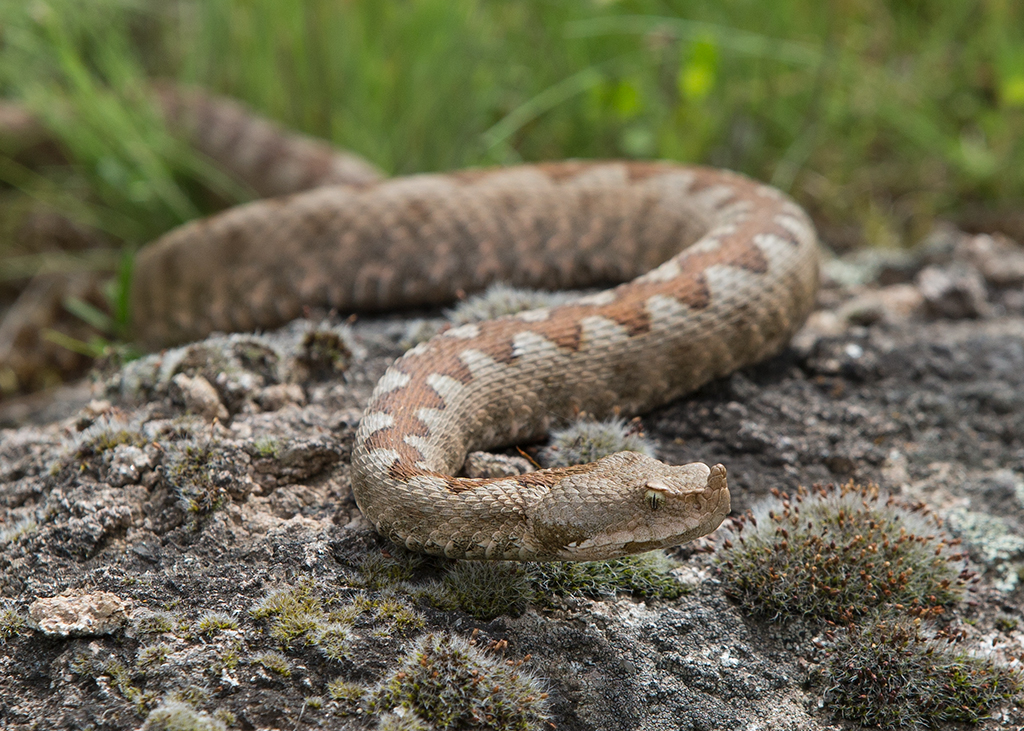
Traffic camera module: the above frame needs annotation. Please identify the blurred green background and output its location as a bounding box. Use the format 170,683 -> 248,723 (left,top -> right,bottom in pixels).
1,0 -> 1022,327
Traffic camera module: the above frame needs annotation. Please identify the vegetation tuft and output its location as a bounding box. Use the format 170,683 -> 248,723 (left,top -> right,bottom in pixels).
130,609 -> 177,637
69,414 -> 147,459
326,677 -> 365,706
296,327 -> 353,380
369,633 -> 550,731
0,516 -> 38,545
419,551 -> 685,620
4,0 -> 1024,255
821,617 -> 1023,730
531,551 -> 687,602
163,438 -> 237,520
0,603 -> 27,642
140,699 -> 227,731
253,651 -> 291,678
716,481 -> 969,623
195,611 -> 238,635
249,581 -> 423,661
433,562 -> 536,621
136,643 -> 171,669
539,416 -> 656,468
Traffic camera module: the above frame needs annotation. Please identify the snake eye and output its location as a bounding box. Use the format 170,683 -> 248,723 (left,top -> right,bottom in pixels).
645,488 -> 665,511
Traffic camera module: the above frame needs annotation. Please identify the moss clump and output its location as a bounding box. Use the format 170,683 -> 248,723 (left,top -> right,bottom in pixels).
0,516 -> 38,544
327,677 -> 366,704
0,605 -> 28,642
71,414 -> 148,457
822,617 -> 1023,729
208,646 -> 240,675
72,656 -> 153,712
195,611 -> 238,635
436,562 -> 536,620
250,582 -> 422,661
369,633 -> 550,731
132,610 -> 177,636
164,439 -> 234,518
367,596 -> 425,634
716,481 -> 968,623
297,327 -> 353,379
254,651 -> 291,677
141,699 -> 227,731
250,583 -> 327,644
538,416 -> 655,468
531,551 -> 686,602
136,643 -> 171,669
312,622 -> 351,662
423,553 -> 685,620
252,437 -> 280,458
995,616 -> 1019,633
356,551 -> 424,591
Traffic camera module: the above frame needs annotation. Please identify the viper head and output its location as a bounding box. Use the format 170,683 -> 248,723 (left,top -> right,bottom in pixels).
526,452 -> 730,561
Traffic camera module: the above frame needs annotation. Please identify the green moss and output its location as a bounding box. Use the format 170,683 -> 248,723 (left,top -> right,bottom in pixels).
435,562 -> 536,620
312,622 -> 351,662
252,437 -> 280,458
96,657 -> 153,712
297,328 -> 353,379
0,517 -> 38,544
72,415 -> 148,458
716,481 -> 968,623
370,596 -> 426,633
141,699 -> 227,731
212,710 -> 236,727
269,608 -> 324,644
341,594 -> 425,640
195,611 -> 238,635
132,610 -> 177,636
423,552 -> 684,621
369,633 -> 550,731
254,651 -> 291,677
137,643 -> 171,669
538,416 -> 655,468
172,686 -> 211,707
164,440 -> 231,518
356,551 -> 424,591
251,583 -> 331,646
69,651 -> 97,678
0,605 -> 28,642
250,584 -> 321,620
531,551 -> 687,602
995,616 -> 1019,633
209,646 -> 240,675
327,678 -> 366,704
250,582 -> 420,663
822,617 -> 1023,729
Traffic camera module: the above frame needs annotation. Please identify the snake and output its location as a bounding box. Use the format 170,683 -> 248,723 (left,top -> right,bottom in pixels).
117,89 -> 821,560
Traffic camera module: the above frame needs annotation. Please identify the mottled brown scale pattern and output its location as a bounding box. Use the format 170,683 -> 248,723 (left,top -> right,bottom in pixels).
152,84 -> 384,198
125,94 -> 819,560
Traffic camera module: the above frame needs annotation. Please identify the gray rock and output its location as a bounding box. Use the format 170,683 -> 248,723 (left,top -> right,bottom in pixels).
29,591 -> 128,637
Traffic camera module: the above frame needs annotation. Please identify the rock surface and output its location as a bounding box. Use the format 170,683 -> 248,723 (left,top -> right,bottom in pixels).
1,228 -> 1024,730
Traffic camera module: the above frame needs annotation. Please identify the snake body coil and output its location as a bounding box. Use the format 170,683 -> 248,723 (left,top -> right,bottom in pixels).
128,93 -> 819,560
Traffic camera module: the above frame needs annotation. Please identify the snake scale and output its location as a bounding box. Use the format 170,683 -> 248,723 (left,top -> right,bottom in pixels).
128,88 -> 820,561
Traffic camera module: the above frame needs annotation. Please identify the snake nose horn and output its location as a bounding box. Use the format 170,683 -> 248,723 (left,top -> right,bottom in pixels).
708,464 -> 727,491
